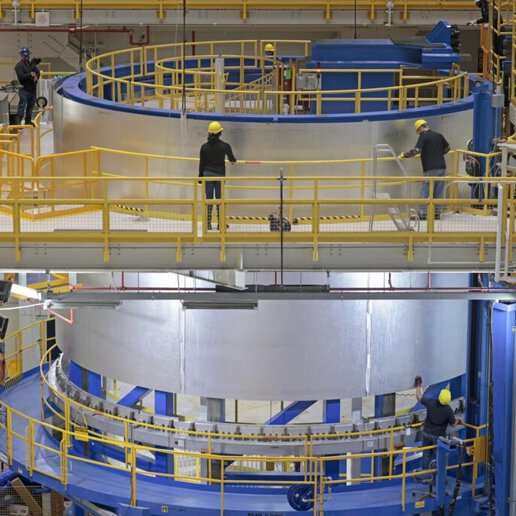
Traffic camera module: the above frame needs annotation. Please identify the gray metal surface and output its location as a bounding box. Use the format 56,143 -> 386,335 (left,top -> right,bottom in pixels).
0,242 -> 500,272
0,93 -> 9,126
53,89 -> 472,209
48,357 -> 463,456
57,272 -> 468,400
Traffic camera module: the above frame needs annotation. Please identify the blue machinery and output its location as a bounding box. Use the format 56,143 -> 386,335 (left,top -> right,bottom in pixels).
4,24 -> 516,515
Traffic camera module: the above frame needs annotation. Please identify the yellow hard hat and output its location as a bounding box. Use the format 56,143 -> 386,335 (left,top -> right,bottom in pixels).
414,119 -> 428,131
438,389 -> 451,405
264,43 -> 275,52
208,121 -> 223,134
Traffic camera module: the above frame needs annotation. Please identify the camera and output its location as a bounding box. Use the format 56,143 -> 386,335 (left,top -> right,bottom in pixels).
30,57 -> 41,66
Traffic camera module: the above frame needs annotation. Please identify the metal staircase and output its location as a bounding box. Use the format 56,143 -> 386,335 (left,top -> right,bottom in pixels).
368,143 -> 417,232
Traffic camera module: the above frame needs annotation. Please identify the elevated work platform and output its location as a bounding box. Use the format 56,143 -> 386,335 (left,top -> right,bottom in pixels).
0,369 -> 477,515
0,144 -> 508,272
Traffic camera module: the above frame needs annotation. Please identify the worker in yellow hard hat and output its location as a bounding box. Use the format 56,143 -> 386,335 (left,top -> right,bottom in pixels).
199,121 -> 237,231
415,376 -> 463,473
264,43 -> 275,57
399,119 -> 450,221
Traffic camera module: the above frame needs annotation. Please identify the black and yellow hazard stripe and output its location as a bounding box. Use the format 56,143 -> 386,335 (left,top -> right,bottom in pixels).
114,204 -> 145,213
112,205 -> 364,224
226,214 -> 362,223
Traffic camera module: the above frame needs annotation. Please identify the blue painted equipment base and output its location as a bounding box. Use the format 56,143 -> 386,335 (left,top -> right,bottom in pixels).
491,302 -> 516,516
1,372 -> 478,515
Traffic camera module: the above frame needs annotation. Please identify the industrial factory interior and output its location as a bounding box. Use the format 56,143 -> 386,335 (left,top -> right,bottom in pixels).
2,0 -> 516,514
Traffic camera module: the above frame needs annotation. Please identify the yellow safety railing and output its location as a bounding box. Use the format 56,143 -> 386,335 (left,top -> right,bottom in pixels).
0,146 -> 506,263
84,40 -> 472,115
0,0 -> 479,21
154,59 -> 469,114
0,318 -> 489,512
486,0 -> 511,84
2,319 -> 51,388
3,107 -> 53,159
0,115 -> 53,161
0,110 -> 54,164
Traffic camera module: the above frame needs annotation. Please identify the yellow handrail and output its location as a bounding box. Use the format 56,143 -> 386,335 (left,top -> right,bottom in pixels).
0,145 -> 505,265
83,40 -> 471,115
0,317 -> 488,510
2,0 -> 485,22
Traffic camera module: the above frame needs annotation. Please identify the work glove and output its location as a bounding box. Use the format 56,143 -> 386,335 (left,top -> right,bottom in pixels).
414,375 -> 423,387
398,152 -> 407,159
467,20 -> 477,25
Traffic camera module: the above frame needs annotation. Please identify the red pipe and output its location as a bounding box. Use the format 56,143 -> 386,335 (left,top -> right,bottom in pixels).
0,24 -> 151,49
46,307 -> 74,325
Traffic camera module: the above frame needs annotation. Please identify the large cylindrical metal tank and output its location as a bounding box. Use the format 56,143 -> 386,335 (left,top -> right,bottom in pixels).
57,272 -> 468,401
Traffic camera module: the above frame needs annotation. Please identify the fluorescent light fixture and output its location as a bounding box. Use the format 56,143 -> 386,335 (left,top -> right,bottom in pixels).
47,301 -> 121,309
181,301 -> 258,310
10,283 -> 42,301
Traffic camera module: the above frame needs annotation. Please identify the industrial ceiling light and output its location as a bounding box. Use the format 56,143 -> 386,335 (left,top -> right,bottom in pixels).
46,301 -> 122,310
10,283 -> 42,301
181,301 -> 258,310
0,281 -> 41,302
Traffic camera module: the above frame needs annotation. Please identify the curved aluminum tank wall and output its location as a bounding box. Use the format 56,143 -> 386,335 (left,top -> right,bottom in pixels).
57,272 -> 468,400
53,90 -> 472,207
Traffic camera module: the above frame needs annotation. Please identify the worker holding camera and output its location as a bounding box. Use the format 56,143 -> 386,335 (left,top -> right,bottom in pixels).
14,47 -> 40,126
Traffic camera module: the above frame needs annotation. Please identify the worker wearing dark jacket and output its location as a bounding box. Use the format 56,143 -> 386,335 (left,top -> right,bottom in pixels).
416,382 -> 461,471
467,0 -> 504,56
199,121 -> 237,230
15,47 -> 39,126
400,119 -> 450,220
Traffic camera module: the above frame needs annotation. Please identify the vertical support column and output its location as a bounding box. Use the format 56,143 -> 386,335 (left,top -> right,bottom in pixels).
201,398 -> 226,481
155,391 -> 175,478
207,398 -> 226,423
46,318 -> 59,361
69,362 -> 103,398
374,393 -> 396,477
464,274 -> 490,488
214,58 -> 225,113
155,391 -> 174,417
348,398 -> 362,482
323,399 -> 341,479
472,81 -> 502,203
492,302 -> 516,516
69,361 -> 84,389
86,370 -> 102,398
467,278 -> 490,428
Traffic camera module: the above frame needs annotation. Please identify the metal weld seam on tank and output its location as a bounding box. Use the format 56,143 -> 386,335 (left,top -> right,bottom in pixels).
365,298 -> 373,396
179,308 -> 186,392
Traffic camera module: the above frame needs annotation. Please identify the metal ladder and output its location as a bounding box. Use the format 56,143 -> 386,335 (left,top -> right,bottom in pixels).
368,144 -> 417,231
